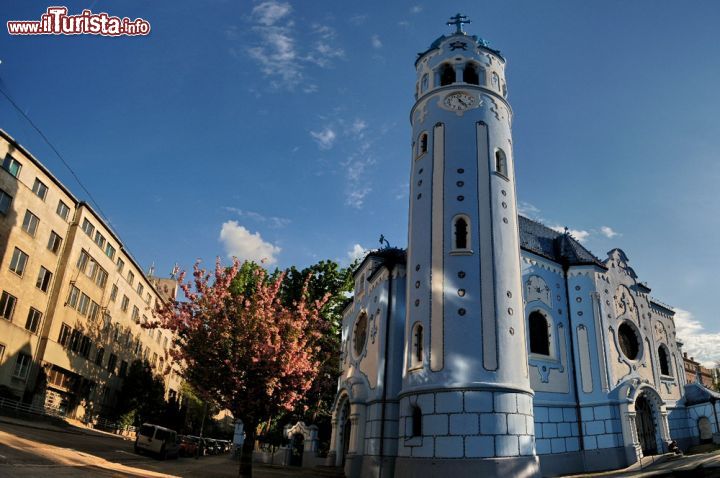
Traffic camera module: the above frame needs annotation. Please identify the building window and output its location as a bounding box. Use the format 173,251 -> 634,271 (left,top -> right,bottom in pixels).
658,345 -> 672,376
95,347 -> 105,366
439,63 -> 455,86
137,283 -> 144,296
492,72 -> 500,89
36,266 -> 53,292
452,215 -> 470,250
618,321 -> 640,360
529,311 -> 550,355
495,149 -> 508,177
119,360 -> 128,378
116,258 -> 125,273
78,293 -> 90,316
421,73 -> 429,93
0,188 -> 13,215
13,353 -> 31,379
47,231 -> 63,254
0,291 -> 17,321
95,268 -> 108,289
411,322 -> 423,367
58,323 -> 72,346
81,218 -> 95,237
2,154 -> 22,178
77,250 -> 89,272
25,307 -> 42,333
110,284 -> 118,302
107,354 -> 117,374
88,301 -> 100,321
94,231 -> 106,249
9,247 -> 29,276
131,305 -> 140,323
56,200 -> 70,220
67,285 -> 80,308
105,243 -> 115,260
353,312 -> 368,357
21,210 -> 39,237
31,178 -> 48,200
121,295 -> 130,312
127,271 -> 135,286
0,344 -> 5,362
411,406 -> 422,437
417,132 -> 428,157
463,63 -> 479,85
79,336 -> 91,358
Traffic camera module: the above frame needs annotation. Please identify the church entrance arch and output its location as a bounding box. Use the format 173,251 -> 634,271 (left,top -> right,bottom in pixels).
634,394 -> 657,456
289,433 -> 304,466
340,400 -> 351,465
698,416 -> 713,443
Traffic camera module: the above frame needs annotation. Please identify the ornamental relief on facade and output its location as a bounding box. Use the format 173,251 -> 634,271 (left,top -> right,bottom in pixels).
614,285 -> 638,322
525,275 -> 552,307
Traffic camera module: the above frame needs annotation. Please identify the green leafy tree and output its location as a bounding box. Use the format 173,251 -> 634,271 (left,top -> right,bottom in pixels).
114,360 -> 166,426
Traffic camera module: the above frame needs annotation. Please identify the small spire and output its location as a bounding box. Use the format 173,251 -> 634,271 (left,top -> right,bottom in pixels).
379,234 -> 390,249
447,13 -> 471,35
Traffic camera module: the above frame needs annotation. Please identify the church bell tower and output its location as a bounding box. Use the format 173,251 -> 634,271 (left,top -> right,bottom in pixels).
396,15 -> 540,476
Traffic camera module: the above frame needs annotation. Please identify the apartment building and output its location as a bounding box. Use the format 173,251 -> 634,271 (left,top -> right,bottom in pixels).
0,129 -> 181,419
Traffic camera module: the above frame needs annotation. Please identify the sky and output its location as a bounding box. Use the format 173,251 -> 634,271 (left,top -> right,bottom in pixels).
1,1 -> 719,366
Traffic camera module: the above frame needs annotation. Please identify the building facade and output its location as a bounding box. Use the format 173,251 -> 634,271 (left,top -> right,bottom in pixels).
0,129 -> 182,419
329,18 -> 719,478
683,353 -> 716,389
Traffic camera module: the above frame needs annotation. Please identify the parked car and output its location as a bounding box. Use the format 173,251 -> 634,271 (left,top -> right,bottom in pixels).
134,424 -> 180,460
186,435 -> 208,456
178,435 -> 200,457
206,439 -> 221,455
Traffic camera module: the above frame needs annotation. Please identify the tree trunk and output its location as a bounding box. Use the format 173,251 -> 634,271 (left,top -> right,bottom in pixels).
239,425 -> 256,478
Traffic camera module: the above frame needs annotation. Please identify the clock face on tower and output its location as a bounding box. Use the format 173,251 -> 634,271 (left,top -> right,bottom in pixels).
442,92 -> 477,111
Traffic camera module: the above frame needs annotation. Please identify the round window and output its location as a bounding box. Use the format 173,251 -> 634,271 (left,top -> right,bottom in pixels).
353,313 -> 368,357
618,321 -> 640,360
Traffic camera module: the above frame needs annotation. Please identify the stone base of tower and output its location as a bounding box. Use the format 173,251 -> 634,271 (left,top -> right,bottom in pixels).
394,455 -> 540,478
536,447 -> 627,476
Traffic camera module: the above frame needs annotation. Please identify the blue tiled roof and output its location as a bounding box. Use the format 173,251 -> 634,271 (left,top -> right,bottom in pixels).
518,216 -> 606,269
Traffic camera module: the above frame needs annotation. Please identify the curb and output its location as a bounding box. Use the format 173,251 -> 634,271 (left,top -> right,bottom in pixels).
0,416 -> 132,440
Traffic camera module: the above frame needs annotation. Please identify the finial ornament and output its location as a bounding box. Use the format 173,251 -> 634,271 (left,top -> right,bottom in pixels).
447,13 -> 471,35
379,234 -> 390,249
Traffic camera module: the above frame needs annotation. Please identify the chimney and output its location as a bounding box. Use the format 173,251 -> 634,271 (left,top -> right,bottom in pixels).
684,352 -> 688,358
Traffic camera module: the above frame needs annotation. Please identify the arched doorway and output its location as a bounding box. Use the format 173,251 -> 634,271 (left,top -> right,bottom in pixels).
635,395 -> 657,456
341,400 -> 351,466
289,433 -> 304,466
698,416 -> 712,444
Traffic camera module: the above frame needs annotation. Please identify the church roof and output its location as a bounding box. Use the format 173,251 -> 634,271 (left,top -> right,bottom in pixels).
682,383 -> 720,406
518,216 -> 607,269
416,33 -> 504,66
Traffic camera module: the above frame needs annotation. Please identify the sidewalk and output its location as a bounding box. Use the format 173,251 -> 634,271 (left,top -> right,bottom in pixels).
0,413 -> 131,441
563,449 -> 720,477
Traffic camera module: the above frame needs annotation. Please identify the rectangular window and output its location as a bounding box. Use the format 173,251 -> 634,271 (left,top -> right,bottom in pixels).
69,329 -> 81,352
9,247 -> 28,276
79,336 -> 91,358
81,218 -> 95,237
163,336 -> 168,349
95,268 -> 108,289
145,293 -> 151,305
21,210 -> 39,237
0,188 -> 12,215
85,258 -> 98,280
95,347 -> 104,366
105,243 -> 115,260
25,307 -> 42,333
47,231 -> 63,254
113,324 -> 121,342
121,295 -> 129,312
31,178 -> 48,200
131,305 -> 140,322
59,323 -> 72,346
88,301 -> 100,321
77,250 -> 89,272
119,360 -> 128,378
141,314 -> 148,325
56,200 -> 70,220
156,331 -> 161,344
13,353 -> 31,379
35,266 -> 53,292
0,343 -> 5,362
67,285 -> 80,308
116,258 -> 124,273
152,352 -> 158,368
102,312 -> 111,332
127,271 -> 134,286
2,154 -> 22,178
78,293 -> 90,316
107,353 -> 117,374
0,291 -> 17,321
137,283 -> 144,296
48,368 -> 72,389
94,231 -> 106,249
110,284 -> 118,302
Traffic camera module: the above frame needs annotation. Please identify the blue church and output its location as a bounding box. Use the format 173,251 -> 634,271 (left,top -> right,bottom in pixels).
328,15 -> 719,478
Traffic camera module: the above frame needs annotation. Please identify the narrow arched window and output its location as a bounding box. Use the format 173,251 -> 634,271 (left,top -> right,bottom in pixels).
529,311 -> 550,355
411,406 -> 422,437
412,323 -> 423,365
463,64 -> 479,85
495,149 -> 508,177
418,133 -> 428,156
453,216 -> 469,250
421,74 -> 429,93
658,346 -> 671,376
440,64 -> 455,86
492,72 -> 500,89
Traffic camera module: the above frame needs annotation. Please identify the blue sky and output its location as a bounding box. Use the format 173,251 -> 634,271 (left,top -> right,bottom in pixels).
1,1 -> 719,364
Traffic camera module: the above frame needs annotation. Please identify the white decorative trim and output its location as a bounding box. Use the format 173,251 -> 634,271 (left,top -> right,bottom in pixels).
430,122 -> 445,372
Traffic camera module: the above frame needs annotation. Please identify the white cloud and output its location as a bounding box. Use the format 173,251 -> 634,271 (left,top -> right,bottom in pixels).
600,226 -> 619,238
251,1 -> 292,26
371,34 -> 382,49
674,308 -> 720,368
224,207 -> 290,228
346,186 -> 372,209
219,221 -> 281,265
410,5 -> 423,13
349,119 -> 367,136
310,127 -> 337,150
550,225 -> 591,242
518,201 -> 542,220
347,244 -> 368,263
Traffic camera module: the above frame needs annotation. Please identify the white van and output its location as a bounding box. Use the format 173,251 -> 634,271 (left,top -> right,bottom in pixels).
134,423 -> 180,459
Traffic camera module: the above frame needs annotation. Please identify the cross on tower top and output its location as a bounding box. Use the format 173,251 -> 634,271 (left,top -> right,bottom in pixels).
447,13 -> 471,35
